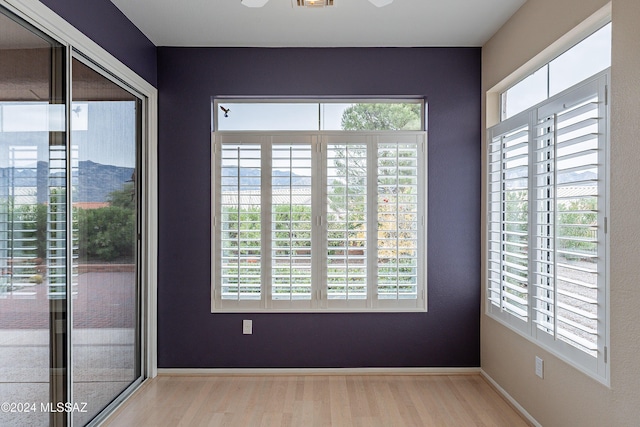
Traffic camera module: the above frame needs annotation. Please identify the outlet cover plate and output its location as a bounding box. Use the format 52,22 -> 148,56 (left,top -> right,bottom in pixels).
535,356 -> 544,378
243,319 -> 253,335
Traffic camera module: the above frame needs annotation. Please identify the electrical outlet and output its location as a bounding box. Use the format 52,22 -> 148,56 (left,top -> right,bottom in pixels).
535,356 -> 544,379
243,319 -> 253,335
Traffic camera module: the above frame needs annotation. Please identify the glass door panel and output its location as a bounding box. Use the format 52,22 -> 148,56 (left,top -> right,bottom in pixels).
0,7 -> 144,425
71,58 -> 140,425
0,9 -> 67,427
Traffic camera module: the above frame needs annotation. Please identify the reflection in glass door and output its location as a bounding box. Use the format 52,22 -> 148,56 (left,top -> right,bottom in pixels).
0,9 -> 68,427
0,6 -> 143,426
71,59 -> 141,425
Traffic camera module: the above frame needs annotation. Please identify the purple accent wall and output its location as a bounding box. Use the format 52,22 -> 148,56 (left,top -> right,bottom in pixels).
40,0 -> 157,86
157,47 -> 481,368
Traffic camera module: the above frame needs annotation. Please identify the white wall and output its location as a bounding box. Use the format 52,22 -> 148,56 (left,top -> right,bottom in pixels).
482,0 -> 640,425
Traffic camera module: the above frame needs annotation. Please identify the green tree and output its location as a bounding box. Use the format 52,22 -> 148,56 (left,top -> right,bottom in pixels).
327,104 -> 421,269
272,204 -> 312,296
107,182 -> 136,210
76,206 -> 135,261
221,206 -> 262,295
341,103 -> 421,131
76,185 -> 136,262
222,206 -> 261,253
272,204 -> 312,246
13,203 -> 48,260
558,197 -> 597,258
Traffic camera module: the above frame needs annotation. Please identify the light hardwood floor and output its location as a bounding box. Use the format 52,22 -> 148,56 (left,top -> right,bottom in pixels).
104,374 -> 531,427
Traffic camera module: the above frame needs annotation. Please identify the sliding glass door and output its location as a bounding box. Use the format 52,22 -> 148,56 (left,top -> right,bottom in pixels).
71,59 -> 141,425
0,7 -> 143,426
0,9 -> 67,426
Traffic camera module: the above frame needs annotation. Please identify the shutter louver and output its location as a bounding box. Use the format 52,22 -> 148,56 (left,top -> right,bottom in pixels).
220,144 -> 262,301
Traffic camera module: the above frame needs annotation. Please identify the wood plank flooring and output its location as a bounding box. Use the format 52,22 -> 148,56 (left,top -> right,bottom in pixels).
104,374 -> 531,427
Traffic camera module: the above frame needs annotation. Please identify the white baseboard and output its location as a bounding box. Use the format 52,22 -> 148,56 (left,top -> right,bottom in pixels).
157,367 -> 481,376
480,370 -> 542,427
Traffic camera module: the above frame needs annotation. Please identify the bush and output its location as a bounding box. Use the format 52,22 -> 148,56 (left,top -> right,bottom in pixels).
76,206 -> 135,262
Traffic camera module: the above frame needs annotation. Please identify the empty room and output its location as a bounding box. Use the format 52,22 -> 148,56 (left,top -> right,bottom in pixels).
0,0 -> 638,426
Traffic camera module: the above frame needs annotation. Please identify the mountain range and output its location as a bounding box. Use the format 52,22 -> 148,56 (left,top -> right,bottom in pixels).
222,168 -> 311,187
1,160 -> 134,203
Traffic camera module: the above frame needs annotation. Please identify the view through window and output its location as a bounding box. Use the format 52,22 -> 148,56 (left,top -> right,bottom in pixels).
501,23 -> 611,120
214,100 -> 423,131
212,100 -> 426,312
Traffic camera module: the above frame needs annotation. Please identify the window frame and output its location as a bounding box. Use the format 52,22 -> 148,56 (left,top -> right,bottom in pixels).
487,70 -> 610,384
500,22 -> 611,121
211,98 -> 425,132
211,131 -> 427,313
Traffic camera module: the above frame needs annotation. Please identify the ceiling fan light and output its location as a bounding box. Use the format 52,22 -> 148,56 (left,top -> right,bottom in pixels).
295,0 -> 334,7
368,0 -> 393,7
241,0 -> 270,7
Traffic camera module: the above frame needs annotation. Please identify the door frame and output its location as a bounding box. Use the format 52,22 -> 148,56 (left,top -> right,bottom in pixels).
0,0 -> 158,423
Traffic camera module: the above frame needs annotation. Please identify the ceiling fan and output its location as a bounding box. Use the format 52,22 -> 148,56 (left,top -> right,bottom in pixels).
241,0 -> 393,8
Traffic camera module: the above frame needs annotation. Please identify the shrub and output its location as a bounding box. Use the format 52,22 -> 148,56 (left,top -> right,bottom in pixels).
76,206 -> 135,262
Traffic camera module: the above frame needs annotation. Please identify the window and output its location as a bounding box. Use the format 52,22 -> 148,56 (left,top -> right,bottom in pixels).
214,100 -> 424,131
212,132 -> 426,312
487,70 -> 609,381
501,23 -> 611,120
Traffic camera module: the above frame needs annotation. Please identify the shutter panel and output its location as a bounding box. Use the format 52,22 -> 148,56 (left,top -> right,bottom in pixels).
220,144 -> 262,301
377,142 -> 419,300
534,87 -> 603,356
326,143 -> 367,300
487,121 -> 530,322
214,131 -> 426,312
271,143 -> 313,301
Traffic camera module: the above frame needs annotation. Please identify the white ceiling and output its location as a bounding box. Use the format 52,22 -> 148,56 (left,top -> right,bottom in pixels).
109,0 -> 526,47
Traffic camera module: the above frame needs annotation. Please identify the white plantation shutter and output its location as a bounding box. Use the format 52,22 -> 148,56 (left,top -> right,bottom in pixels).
219,143 -> 262,303
271,143 -> 313,302
377,142 -> 420,302
325,142 -> 368,302
487,116 -> 530,330
486,71 -> 609,381
533,77 -> 607,373
213,132 -> 427,312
